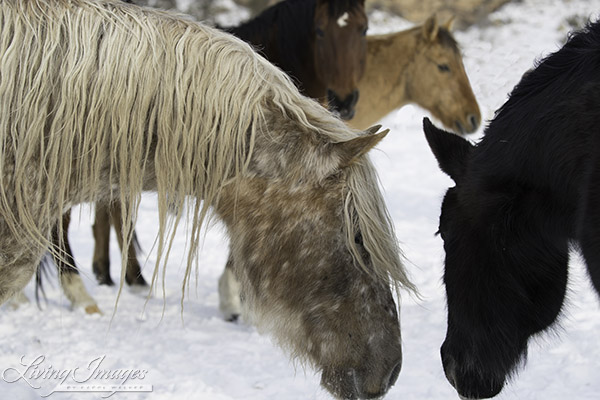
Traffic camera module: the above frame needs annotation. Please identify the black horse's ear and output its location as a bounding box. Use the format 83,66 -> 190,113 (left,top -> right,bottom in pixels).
423,118 -> 472,183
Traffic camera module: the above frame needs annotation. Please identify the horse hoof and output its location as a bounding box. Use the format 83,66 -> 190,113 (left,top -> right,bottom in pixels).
92,262 -> 114,286
84,304 -> 103,315
126,275 -> 148,287
225,314 -> 239,323
128,283 -> 152,297
96,276 -> 115,286
7,291 -> 30,310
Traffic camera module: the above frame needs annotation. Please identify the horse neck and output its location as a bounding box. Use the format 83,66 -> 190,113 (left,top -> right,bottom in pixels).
350,29 -> 418,129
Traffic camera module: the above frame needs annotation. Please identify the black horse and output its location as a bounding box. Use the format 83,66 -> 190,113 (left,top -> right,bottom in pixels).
423,21 -> 600,399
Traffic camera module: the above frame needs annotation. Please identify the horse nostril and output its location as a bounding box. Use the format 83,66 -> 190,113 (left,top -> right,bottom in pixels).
455,120 -> 465,135
339,107 -> 355,121
467,113 -> 479,131
325,90 -> 358,120
386,360 -> 402,390
327,89 -> 335,103
350,356 -> 402,399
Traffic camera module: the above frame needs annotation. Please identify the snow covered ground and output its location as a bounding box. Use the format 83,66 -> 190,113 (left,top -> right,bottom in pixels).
2,0 -> 600,399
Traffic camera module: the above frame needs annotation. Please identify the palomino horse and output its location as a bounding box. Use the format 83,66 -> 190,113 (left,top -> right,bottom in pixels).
0,1 -> 414,398
52,0 -> 369,310
350,16 -> 480,133
424,21 -> 600,399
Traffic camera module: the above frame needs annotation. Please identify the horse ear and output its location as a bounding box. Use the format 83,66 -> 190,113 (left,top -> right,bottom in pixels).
423,15 -> 439,41
423,118 -> 472,183
443,16 -> 456,31
335,125 -> 389,168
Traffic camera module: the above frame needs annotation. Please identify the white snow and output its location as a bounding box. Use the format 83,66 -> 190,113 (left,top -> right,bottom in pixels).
2,0 -> 600,399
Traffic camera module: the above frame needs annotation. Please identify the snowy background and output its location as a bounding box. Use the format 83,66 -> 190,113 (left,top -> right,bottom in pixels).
2,0 -> 600,399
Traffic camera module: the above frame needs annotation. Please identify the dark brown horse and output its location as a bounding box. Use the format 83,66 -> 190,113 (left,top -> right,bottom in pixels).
222,0 -> 368,120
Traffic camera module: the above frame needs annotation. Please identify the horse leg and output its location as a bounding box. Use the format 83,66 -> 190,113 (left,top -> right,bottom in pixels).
109,201 -> 147,287
218,253 -> 242,322
92,202 -> 114,286
52,211 -> 101,314
0,250 -> 42,308
6,290 -> 30,310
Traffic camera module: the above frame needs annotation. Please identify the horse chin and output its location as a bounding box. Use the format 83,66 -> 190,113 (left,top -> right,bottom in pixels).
320,362 -> 401,400
327,89 -> 359,120
455,388 -> 499,400
442,342 -> 505,399
320,367 -> 359,400
454,120 -> 466,135
434,115 -> 469,135
338,108 -> 356,120
454,117 -> 479,135
330,107 -> 355,121
444,362 -> 504,400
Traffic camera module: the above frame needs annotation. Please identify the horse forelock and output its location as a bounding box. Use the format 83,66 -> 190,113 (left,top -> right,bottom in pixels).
324,0 -> 364,18
437,27 -> 460,54
343,158 -> 417,295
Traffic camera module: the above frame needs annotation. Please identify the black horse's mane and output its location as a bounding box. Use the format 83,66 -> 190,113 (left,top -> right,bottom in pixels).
222,0 -> 363,75
496,20 -> 600,119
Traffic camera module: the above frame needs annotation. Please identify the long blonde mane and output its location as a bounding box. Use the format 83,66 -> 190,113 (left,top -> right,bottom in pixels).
0,0 -> 415,305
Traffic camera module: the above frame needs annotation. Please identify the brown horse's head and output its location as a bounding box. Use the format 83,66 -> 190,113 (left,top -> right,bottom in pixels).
407,16 -> 481,134
313,0 -> 367,120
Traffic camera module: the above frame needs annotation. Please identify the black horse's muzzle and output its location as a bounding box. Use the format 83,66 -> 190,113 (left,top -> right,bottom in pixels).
441,341 -> 505,399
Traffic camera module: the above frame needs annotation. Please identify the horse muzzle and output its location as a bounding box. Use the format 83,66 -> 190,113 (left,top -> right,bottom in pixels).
441,342 -> 505,399
327,89 -> 359,120
321,354 -> 402,399
455,112 -> 481,134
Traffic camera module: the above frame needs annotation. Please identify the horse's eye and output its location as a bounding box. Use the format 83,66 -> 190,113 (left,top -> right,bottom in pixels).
438,64 -> 450,72
316,28 -> 325,38
354,232 -> 364,246
361,27 -> 368,36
